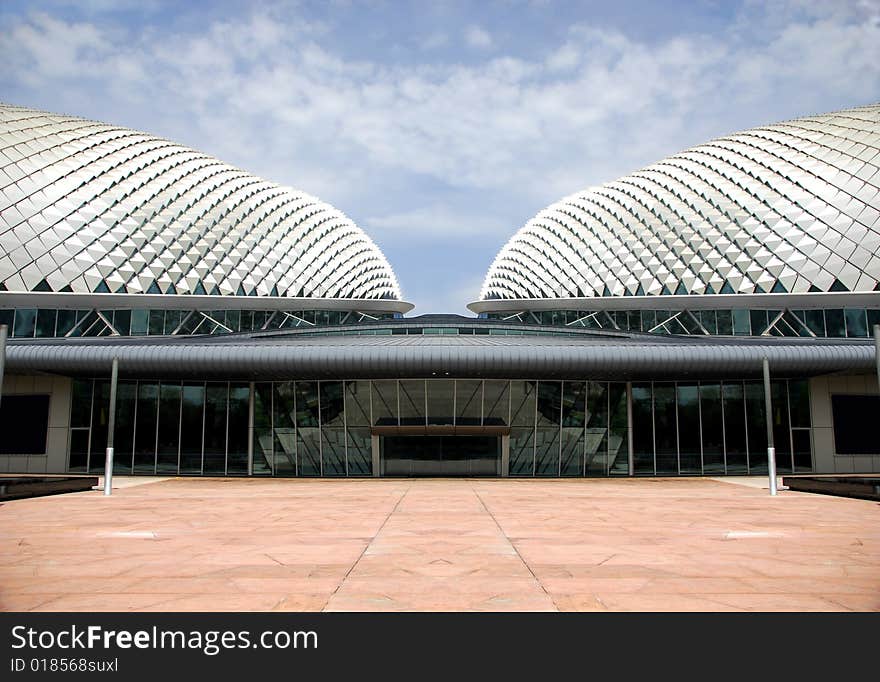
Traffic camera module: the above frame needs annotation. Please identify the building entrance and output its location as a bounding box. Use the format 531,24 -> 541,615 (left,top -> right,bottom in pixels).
380,435 -> 501,477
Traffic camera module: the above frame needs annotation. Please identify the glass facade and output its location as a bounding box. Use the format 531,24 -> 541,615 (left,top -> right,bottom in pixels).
0,308 -> 396,338
485,308 -> 880,338
67,377 -> 813,477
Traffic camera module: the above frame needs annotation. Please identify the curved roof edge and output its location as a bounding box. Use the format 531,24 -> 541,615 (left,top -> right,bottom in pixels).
0,291 -> 413,314
5,335 -> 872,380
468,291 -> 880,314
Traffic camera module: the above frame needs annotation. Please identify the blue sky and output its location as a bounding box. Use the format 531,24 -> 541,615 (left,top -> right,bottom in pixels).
2,0 -> 879,313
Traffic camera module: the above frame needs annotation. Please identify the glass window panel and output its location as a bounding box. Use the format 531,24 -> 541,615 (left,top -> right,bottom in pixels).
867,309 -> 880,333
70,379 -> 93,428
594,382 -> 617,476
346,427 -> 372,476
13,309 -> 36,338
113,309 -> 131,336
749,310 -> 768,336
716,310 -> 733,335
510,381 -> 537,427
130,309 -> 149,335
535,426 -> 560,476
344,381 -> 371,427
825,309 -> 845,337
677,383 -> 701,474
792,429 -> 813,472
700,383 -> 724,474
700,310 -> 717,335
508,426 -> 535,476
560,382 -> 586,476
68,429 -> 89,472
165,310 -> 183,334
371,380 -> 397,426
425,379 -> 454,425
88,380 -> 110,473
732,309 -> 751,335
483,380 -> 510,426
631,383 -> 654,475
771,380 -> 792,474
320,381 -> 345,428
804,309 -> 826,336
845,308 -> 868,338
536,381 -> 562,427
654,383 -> 678,475
297,428 -> 321,476
149,310 -> 165,335
0,309 -> 12,329
113,381 -> 137,474
227,383 -> 250,474
156,383 -> 181,474
56,309 -> 77,336
273,382 -> 296,475
321,428 -> 346,476
744,381 -> 768,474
133,382 -> 158,473
455,380 -> 482,426
399,379 -> 426,426
722,382 -> 747,474
35,309 -> 56,337
179,383 -> 205,475
788,379 -> 810,428
295,381 -> 320,427
203,383 -> 228,474
252,382 -> 273,476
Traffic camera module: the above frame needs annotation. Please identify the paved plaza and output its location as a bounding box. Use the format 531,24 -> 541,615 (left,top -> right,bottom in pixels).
1,477 -> 878,611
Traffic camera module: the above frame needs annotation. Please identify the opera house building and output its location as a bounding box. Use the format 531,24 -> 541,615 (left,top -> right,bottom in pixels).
1,102 -> 879,478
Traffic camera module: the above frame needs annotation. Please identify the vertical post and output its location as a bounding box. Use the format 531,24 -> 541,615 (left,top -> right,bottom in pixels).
104,357 -> 119,496
626,381 -> 634,476
762,357 -> 777,496
247,381 -> 255,477
0,324 -> 7,412
874,325 -> 880,396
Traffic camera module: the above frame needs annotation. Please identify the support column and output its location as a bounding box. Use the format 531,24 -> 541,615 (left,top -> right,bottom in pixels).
0,324 -> 6,412
874,325 -> 880,396
626,381 -> 634,477
762,357 -> 778,496
104,357 -> 119,496
247,381 -> 255,477
371,434 -> 380,477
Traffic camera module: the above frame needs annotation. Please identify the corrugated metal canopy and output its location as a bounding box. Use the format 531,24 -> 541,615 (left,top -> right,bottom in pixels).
5,332 -> 874,380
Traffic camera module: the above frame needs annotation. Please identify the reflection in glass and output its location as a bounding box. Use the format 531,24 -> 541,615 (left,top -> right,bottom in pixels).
321,428 -> 346,476
296,381 -> 321,475
483,380 -> 510,426
632,383 -> 654,475
273,382 -> 296,475
771,381 -> 792,474
508,426 -> 535,476
426,379 -> 454,425
156,383 -> 181,474
700,383 -> 724,474
455,380 -> 482,426
744,381 -> 767,474
134,382 -> 158,473
535,382 -> 562,476
180,383 -> 205,474
399,380 -> 426,425
89,380 -> 110,473
560,382 -> 586,476
371,380 -> 397,426
253,382 -> 273,475
654,383 -> 677,475
345,381 -> 371,427
227,383 -> 249,474
346,427 -> 372,475
203,383 -> 227,474
113,381 -> 137,474
722,383 -> 747,474
677,383 -> 701,474
320,382 -> 345,428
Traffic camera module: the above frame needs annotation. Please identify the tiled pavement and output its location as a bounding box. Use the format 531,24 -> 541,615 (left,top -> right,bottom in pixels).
1,477 -> 877,611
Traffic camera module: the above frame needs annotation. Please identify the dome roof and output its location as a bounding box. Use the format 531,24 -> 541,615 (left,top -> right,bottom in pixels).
0,104 -> 402,300
479,104 -> 880,302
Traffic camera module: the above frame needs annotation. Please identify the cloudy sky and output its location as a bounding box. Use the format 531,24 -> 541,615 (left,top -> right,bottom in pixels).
2,0 -> 879,313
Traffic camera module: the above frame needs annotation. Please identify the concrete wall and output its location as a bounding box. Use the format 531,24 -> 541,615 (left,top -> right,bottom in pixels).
0,373 -> 71,474
810,372 -> 880,474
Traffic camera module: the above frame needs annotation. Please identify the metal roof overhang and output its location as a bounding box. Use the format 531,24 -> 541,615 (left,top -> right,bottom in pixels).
4,334 -> 875,380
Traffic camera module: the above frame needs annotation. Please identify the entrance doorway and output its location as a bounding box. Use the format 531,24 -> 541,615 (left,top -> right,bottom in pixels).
381,435 -> 500,477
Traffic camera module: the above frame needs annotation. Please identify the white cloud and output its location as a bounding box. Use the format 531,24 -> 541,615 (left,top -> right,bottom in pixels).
1,1 -> 879,311
464,25 -> 493,49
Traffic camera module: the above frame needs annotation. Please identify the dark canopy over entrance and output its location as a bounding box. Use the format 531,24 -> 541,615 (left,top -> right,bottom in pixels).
380,435 -> 500,477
